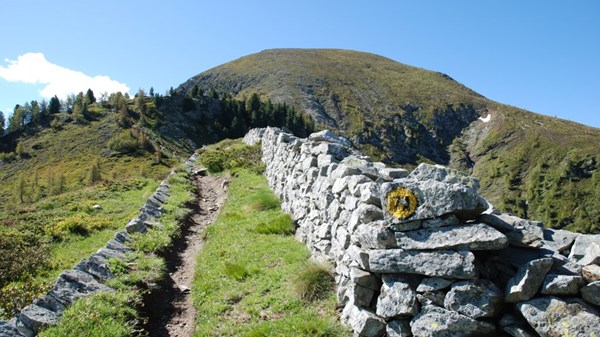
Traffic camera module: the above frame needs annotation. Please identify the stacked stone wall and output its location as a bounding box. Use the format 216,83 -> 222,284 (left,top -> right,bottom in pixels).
0,154 -> 199,337
244,127 -> 600,337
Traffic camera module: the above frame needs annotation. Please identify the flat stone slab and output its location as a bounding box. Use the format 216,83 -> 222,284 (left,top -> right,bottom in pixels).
341,304 -> 386,337
444,279 -> 503,319
540,274 -> 585,295
417,278 -> 453,293
386,320 -> 411,337
393,223 -> 507,251
581,281 -> 600,306
505,257 -> 553,303
410,305 -> 496,337
366,249 -> 477,279
17,304 -> 59,336
517,296 -> 600,337
568,234 -> 600,262
0,320 -> 22,337
376,275 -> 419,318
381,176 -> 488,225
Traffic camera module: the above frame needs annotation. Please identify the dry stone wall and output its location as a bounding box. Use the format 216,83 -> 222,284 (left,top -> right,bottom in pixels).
244,127 -> 600,337
0,153 -> 199,337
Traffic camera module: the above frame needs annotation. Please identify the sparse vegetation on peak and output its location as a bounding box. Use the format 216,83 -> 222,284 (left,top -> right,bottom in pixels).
180,48 -> 600,233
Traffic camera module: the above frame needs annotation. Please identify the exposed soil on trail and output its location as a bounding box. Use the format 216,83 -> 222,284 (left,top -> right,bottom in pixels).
143,173 -> 227,337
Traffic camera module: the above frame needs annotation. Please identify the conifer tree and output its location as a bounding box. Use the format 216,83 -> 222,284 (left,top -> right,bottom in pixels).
17,174 -> 26,203
48,95 -> 61,114
0,111 -> 5,136
85,89 -> 96,104
87,158 -> 101,185
15,141 -> 25,158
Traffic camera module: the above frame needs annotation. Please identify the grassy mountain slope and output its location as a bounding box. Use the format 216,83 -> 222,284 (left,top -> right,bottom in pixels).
0,104 -> 178,318
180,48 -> 600,233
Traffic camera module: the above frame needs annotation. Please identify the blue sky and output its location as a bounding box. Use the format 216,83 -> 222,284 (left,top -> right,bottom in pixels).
1,0 -> 599,127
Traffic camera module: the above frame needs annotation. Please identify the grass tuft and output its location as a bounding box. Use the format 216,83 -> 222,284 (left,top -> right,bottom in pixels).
292,262 -> 334,302
224,262 -> 250,281
246,190 -> 280,212
255,214 -> 294,235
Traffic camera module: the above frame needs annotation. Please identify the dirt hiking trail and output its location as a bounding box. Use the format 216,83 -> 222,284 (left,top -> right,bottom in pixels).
144,173 -> 227,337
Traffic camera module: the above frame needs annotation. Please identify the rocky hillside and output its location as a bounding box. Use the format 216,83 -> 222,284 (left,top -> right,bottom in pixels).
179,48 -> 600,233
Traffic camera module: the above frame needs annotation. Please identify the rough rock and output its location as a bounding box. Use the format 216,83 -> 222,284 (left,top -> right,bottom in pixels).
74,254 -> 114,282
392,223 -> 507,251
386,320 -> 411,337
581,281 -> 600,306
499,314 -> 537,337
421,214 -> 460,229
309,130 -> 352,148
542,228 -> 577,253
478,213 -> 544,248
517,296 -> 600,337
540,274 -> 585,295
505,257 -> 553,303
350,267 -> 380,290
17,304 -> 59,336
579,242 -> 600,266
0,320 -> 22,337
49,269 -> 113,307
379,167 -> 409,180
583,264 -> 600,282
366,249 -> 477,279
376,275 -> 419,318
352,221 -> 396,249
416,278 -> 453,293
568,234 -> 600,262
341,304 -> 386,337
408,163 -> 480,189
444,279 -> 503,318
348,204 -> 384,232
125,217 -> 146,234
114,230 -> 132,244
381,174 -> 487,225
33,293 -> 66,313
409,305 -> 496,337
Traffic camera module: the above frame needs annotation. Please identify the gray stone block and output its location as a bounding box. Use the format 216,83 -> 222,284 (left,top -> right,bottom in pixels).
444,279 -> 503,318
505,258 -> 553,303
517,297 -> 600,337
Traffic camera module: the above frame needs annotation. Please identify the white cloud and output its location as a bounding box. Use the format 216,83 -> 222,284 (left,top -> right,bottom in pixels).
0,52 -> 130,100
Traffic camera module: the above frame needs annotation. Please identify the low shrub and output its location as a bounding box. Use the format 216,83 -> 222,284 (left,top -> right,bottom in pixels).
198,142 -> 264,174
0,232 -> 49,288
0,277 -> 51,319
0,152 -> 16,163
49,212 -> 112,239
108,131 -> 139,154
293,262 -> 334,302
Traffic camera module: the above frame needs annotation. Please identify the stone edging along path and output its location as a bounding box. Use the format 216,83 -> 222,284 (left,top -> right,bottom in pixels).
0,153 -> 199,337
244,127 -> 600,337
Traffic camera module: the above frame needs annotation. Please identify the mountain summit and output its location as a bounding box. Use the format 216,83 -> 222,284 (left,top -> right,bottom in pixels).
180,48 -> 600,232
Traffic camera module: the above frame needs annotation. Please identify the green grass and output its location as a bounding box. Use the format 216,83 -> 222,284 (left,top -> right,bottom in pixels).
186,48 -> 600,233
39,290 -> 141,337
292,262 -> 335,302
38,166 -> 193,336
192,168 -> 349,337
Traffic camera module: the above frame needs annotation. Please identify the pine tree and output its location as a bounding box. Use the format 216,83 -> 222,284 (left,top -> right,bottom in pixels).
0,111 -> 5,136
15,141 -> 25,158
85,89 -> 96,104
48,96 -> 61,114
87,158 -> 101,185
17,174 -> 26,203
